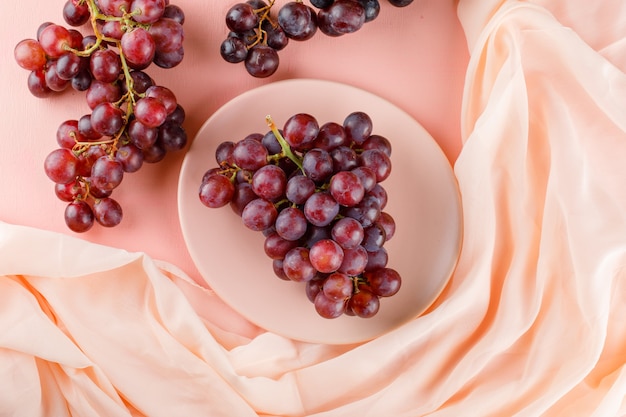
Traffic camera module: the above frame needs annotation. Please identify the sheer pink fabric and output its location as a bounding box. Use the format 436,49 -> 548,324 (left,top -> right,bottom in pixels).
2,0 -> 626,415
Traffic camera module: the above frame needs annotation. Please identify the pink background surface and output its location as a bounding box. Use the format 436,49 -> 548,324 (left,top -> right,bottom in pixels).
0,0 -> 468,284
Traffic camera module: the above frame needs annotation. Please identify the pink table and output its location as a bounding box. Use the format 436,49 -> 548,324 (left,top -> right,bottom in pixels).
0,0 -> 468,285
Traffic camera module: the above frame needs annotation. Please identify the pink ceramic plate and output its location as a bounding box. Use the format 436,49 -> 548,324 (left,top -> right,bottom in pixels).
178,79 -> 462,344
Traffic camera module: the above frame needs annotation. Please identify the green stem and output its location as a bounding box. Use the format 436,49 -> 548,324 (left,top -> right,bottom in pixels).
265,115 -> 303,172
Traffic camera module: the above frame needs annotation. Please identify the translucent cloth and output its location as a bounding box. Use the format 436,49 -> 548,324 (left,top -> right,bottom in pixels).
2,0 -> 626,415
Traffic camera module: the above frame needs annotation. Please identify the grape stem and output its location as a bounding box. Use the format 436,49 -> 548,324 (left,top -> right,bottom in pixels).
265,115 -> 303,172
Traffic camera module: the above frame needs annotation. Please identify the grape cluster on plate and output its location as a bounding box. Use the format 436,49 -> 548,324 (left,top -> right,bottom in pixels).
13,0 -> 187,232
220,0 -> 414,78
199,111 -> 401,319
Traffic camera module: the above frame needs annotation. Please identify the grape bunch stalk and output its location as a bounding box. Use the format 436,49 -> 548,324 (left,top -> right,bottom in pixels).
220,0 -> 415,78
13,0 -> 187,233
199,111 -> 401,319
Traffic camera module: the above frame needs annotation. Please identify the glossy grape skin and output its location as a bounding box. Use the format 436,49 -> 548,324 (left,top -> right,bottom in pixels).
225,3 -> 259,32
241,198 -> 277,231
56,52 -> 86,80
322,272 -> 353,301
303,192 -> 340,227
27,69 -> 52,98
148,18 -> 184,53
44,148 -> 79,184
365,267 -> 401,297
285,174 -> 316,205
282,246 -> 317,282
338,245 -> 368,276
351,166 -> 377,192
365,247 -> 388,271
277,2 -> 318,41
128,119 -> 158,149
309,238 -> 344,273
65,200 -> 95,233
56,120 -> 82,149
331,217 -> 364,249
359,149 -> 392,182
275,206 -> 308,241
96,0 -> 131,17
163,4 -> 185,24
343,194 -> 381,228
199,174 -> 235,208
130,0 -> 166,24
159,122 -> 187,152
252,164 -> 287,201
358,0 -> 380,22
232,137 -> 268,170
154,46 -> 184,68
362,133 -> 391,156
14,39 -> 47,71
115,144 -> 144,173
90,156 -> 124,191
54,179 -> 87,202
302,148 -> 334,183
93,197 -> 123,227
220,37 -> 248,63
85,80 -> 122,110
245,44 -> 279,78
71,70 -> 93,91
283,113 -> 319,150
44,61 -> 70,92
264,231 -> 298,260
134,97 -> 167,128
376,211 -> 395,241
343,111 -> 373,145
313,122 -> 346,151
63,0 -> 91,26
90,49 -> 122,83
90,102 -> 124,136
262,20 -> 289,51
330,145 -> 358,172
38,24 -> 73,58
121,28 -> 156,69
362,223 -> 386,252
314,291 -> 346,318
230,182 -> 257,216
320,0 -> 365,35
145,86 -> 178,114
348,288 -> 379,318
329,170 -> 365,206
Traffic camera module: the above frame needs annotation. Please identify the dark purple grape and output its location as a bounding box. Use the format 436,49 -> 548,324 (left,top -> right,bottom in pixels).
344,111 -> 372,145
285,174 -> 316,204
358,0 -> 380,22
65,200 -> 94,233
225,3 -> 259,32
244,44 -> 279,78
252,164 -> 286,201
220,37 -> 248,63
387,0 -> 413,6
302,148 -> 333,182
275,206 -> 308,241
277,1 -> 318,41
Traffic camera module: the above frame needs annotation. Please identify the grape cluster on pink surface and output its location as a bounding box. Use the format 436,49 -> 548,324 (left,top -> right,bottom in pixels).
199,112 -> 401,319
220,0 -> 414,77
14,0 -> 187,232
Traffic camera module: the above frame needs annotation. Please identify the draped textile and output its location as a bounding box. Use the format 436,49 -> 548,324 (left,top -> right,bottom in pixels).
2,0 -> 626,415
